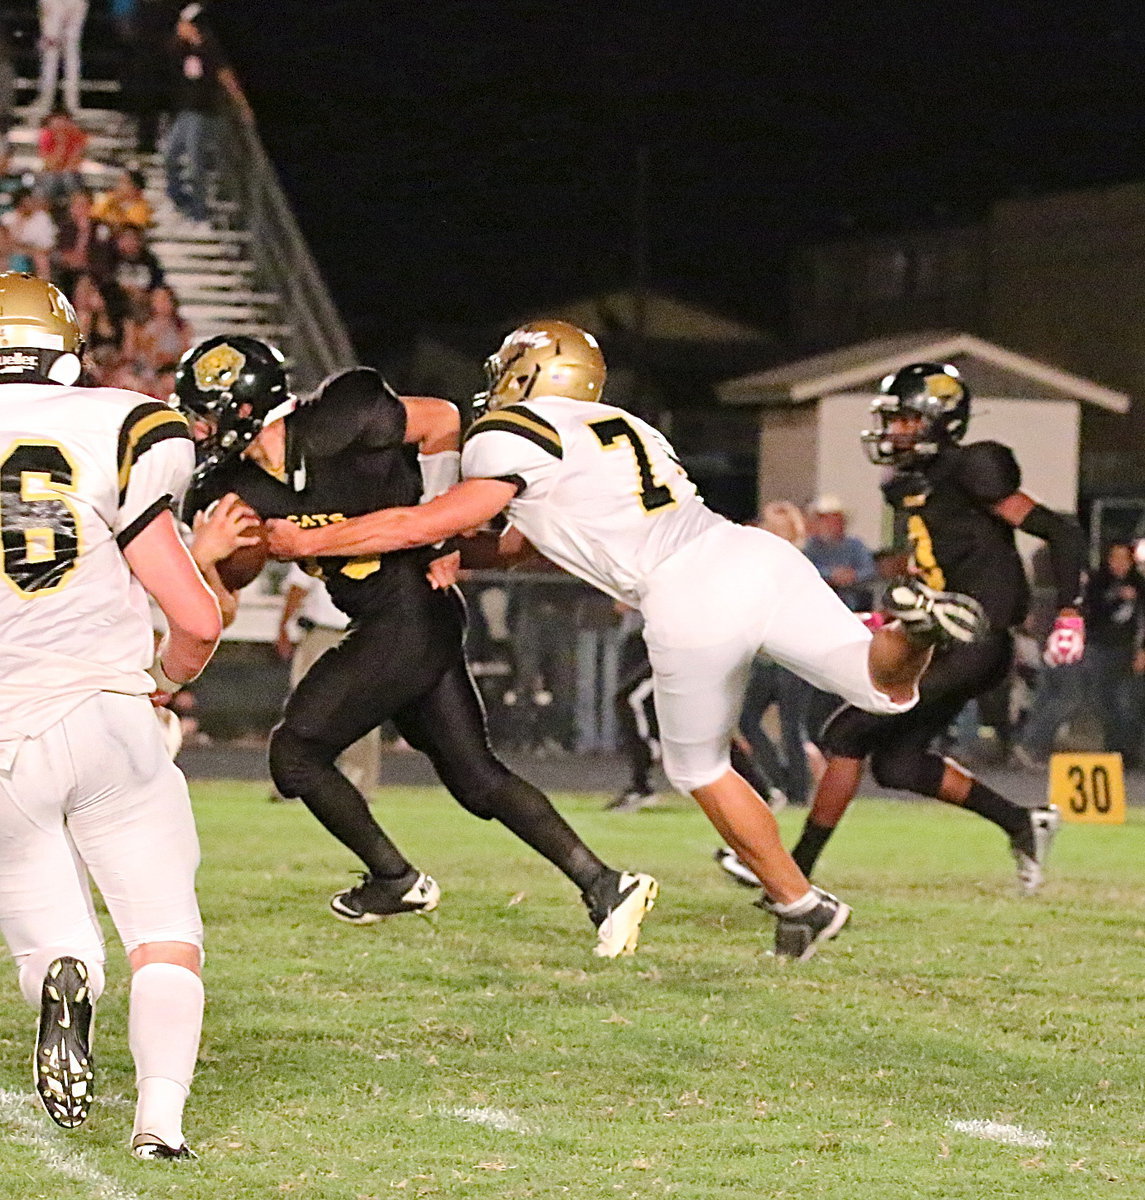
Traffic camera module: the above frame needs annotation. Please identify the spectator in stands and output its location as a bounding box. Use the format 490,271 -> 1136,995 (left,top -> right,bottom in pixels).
92,167 -> 152,232
0,147 -> 27,215
271,564 -> 382,803
51,185 -> 95,291
33,0 -> 89,116
3,189 -> 57,276
35,104 -> 89,202
129,282 -> 192,374
165,3 -> 248,230
803,494 -> 876,612
109,224 -> 164,320
121,0 -> 176,156
73,272 -> 129,374
0,20 -> 15,153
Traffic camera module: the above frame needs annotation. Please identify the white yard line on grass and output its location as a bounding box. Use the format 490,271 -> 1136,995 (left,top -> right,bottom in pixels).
442,1105 -> 537,1134
948,1118 -> 1053,1149
0,1089 -> 143,1200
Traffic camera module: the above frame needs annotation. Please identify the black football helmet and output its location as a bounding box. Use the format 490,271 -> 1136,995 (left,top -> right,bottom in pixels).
861,361 -> 971,466
174,335 -> 291,484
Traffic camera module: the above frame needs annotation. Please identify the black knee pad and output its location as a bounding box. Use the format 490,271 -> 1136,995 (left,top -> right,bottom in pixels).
870,747 -> 945,796
821,704 -> 881,760
268,724 -> 336,799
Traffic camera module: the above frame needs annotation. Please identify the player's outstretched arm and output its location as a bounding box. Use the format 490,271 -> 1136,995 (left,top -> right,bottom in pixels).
266,479 -> 517,560
124,510 -> 223,683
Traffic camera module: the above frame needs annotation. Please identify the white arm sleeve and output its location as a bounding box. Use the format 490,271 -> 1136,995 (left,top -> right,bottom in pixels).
418,449 -> 460,502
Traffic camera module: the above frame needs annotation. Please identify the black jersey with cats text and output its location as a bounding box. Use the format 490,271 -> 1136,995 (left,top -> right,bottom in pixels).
882,440 -> 1029,631
187,367 -> 439,621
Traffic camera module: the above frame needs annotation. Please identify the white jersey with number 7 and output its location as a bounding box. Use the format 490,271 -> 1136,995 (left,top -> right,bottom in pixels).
460,396 -> 723,605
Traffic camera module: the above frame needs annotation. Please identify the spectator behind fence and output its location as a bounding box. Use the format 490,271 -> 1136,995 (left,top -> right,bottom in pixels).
36,104 -> 88,201
92,168 -> 152,232
72,271 -> 128,373
803,494 -> 876,612
33,0 -> 89,116
3,189 -> 57,276
1083,542 -> 1145,768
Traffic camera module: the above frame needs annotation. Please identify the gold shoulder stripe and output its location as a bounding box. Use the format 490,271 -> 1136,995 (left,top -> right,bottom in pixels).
118,408 -> 191,495
465,407 -> 562,458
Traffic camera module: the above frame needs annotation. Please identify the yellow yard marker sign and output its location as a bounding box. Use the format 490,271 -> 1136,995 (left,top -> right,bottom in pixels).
1048,752 -> 1126,824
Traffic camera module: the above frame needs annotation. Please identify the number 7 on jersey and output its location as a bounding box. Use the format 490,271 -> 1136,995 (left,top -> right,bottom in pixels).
589,416 -> 676,514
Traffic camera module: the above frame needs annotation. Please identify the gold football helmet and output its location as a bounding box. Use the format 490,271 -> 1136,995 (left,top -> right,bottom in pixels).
476,320 -> 605,411
0,273 -> 82,353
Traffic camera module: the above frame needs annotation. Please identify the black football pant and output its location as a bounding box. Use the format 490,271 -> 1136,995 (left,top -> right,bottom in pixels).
268,589 -> 606,892
821,630 -> 1014,794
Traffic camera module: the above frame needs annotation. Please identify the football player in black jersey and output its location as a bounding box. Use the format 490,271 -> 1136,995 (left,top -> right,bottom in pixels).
176,336 -> 658,958
783,362 -> 1085,894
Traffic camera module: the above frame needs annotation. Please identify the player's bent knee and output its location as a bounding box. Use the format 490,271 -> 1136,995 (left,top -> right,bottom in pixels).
821,707 -> 874,760
870,748 -> 945,795
129,940 -> 202,975
662,749 -> 732,795
268,724 -> 332,798
17,947 -> 106,1008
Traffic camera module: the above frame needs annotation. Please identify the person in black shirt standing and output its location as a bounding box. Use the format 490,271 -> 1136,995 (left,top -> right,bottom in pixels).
177,336 -> 657,958
779,363 -> 1086,895
1082,542 -> 1145,767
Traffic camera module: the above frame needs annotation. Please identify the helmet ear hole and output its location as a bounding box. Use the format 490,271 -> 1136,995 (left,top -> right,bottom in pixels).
46,352 -> 81,386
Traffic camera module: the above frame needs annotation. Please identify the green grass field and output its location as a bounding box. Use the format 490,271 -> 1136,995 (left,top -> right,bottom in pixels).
1,783 -> 1143,1200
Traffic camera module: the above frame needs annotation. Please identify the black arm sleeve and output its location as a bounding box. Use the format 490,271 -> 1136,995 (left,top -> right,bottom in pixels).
1019,503 -> 1086,609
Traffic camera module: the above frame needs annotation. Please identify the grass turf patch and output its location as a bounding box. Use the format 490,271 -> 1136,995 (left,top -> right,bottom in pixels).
0,784 -> 1143,1198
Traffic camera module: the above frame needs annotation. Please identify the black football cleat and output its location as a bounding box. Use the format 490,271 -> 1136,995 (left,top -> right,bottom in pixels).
772,887 -> 851,962
131,1133 -> 197,1161
330,870 -> 440,924
34,956 -> 95,1129
884,577 -> 986,647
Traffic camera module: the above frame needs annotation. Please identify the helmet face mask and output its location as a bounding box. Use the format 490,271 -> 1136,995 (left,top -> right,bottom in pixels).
473,320 -> 605,414
174,335 -> 290,485
861,362 -> 970,466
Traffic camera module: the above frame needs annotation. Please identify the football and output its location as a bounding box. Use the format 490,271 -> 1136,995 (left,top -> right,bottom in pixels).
215,518 -> 270,592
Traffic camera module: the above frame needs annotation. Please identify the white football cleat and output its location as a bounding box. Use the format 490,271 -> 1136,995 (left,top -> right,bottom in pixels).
1011,804 -> 1061,896
585,870 -> 659,958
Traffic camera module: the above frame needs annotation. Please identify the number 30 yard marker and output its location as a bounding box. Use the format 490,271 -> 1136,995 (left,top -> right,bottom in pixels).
1048,752 -> 1126,824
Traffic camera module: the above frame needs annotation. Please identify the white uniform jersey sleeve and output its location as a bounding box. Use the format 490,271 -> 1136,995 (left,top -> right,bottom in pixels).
462,397 -> 722,604
0,385 -> 192,750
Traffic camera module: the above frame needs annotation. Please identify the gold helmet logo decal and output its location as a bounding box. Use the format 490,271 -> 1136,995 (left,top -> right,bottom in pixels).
194,343 -> 246,392
923,372 -> 964,404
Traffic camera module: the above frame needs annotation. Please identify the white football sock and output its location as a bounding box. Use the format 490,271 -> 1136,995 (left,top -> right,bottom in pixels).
773,889 -> 818,917
129,963 -> 204,1147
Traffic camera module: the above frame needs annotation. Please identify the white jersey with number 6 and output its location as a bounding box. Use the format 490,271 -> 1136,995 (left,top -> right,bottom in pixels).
0,382 -> 193,755
461,396 -> 722,605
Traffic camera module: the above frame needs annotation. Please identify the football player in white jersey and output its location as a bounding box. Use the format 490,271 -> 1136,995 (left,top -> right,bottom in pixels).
266,321 -> 986,961
0,274 -> 224,1158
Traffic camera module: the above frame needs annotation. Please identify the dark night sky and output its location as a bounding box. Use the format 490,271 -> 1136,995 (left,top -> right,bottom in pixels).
209,1 -> 1145,366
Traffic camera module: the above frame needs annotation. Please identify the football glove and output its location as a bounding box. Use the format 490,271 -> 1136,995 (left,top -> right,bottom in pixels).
1043,613 -> 1085,666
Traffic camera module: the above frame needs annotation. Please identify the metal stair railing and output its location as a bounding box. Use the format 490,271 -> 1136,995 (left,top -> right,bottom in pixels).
216,89 -> 356,390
